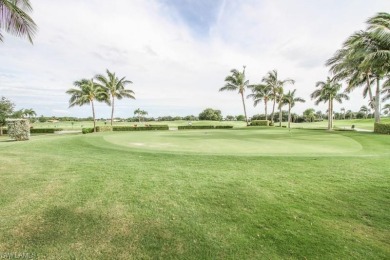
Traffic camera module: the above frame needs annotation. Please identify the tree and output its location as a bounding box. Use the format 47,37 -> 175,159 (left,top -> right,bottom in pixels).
261,70 -> 295,124
0,96 -> 14,135
340,107 -> 346,120
359,105 -> 369,119
95,69 -> 135,126
198,108 -> 222,121
283,89 -> 305,130
134,108 -> 147,122
247,84 -> 272,120
383,103 -> 390,116
21,108 -> 36,118
303,108 -> 316,122
220,66 -> 250,125
0,0 -> 37,43
311,77 -> 349,130
327,12 -> 390,124
66,79 -> 108,132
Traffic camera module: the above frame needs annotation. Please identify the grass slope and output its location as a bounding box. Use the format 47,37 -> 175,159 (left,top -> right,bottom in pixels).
0,129 -> 389,259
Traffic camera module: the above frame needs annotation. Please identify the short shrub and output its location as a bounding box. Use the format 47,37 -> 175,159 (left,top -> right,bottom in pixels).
82,128 -> 94,134
95,126 -> 113,132
374,123 -> 390,134
215,125 -> 233,129
1,128 -> 7,135
30,128 -> 63,134
178,125 -> 215,130
113,125 -> 169,131
250,120 -> 269,126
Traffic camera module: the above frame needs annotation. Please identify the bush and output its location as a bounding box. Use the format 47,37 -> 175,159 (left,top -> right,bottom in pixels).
374,123 -> 390,134
7,119 -> 30,141
95,126 -> 113,132
250,120 -> 269,126
82,128 -> 94,134
30,128 -> 63,134
215,125 -> 233,129
113,125 -> 169,131
178,125 -> 215,130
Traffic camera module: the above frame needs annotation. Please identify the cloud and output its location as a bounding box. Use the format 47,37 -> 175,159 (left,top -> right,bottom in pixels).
0,0 -> 389,118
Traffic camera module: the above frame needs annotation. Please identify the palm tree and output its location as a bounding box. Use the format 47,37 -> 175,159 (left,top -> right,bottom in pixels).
0,0 -> 37,43
21,108 -> 36,118
261,70 -> 295,124
360,105 -> 369,118
140,110 -> 148,121
95,69 -> 135,126
283,89 -> 305,130
311,77 -> 349,130
66,79 -> 108,132
327,13 -> 390,124
276,88 -> 285,127
247,84 -> 272,120
134,108 -> 148,122
220,66 -> 250,125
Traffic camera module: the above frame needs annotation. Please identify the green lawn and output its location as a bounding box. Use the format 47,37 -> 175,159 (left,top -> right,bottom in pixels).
0,129 -> 389,259
30,117 -> 390,131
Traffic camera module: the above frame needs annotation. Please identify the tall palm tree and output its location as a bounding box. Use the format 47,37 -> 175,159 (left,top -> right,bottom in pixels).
95,69 -> 135,126
220,66 -> 250,125
283,89 -> 305,130
0,0 -> 37,43
247,84 -> 272,120
311,77 -> 349,130
327,13 -> 390,124
66,79 -> 108,132
261,70 -> 295,124
276,88 -> 285,127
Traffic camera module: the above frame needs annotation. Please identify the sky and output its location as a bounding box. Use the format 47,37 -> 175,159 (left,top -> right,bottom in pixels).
1,0 -> 389,119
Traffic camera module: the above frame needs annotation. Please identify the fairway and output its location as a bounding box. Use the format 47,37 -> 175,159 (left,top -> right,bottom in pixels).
0,129 -> 389,259
103,129 -> 363,156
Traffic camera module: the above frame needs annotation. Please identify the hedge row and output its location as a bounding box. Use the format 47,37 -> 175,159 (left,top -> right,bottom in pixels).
113,125 -> 169,131
30,128 -> 63,133
178,125 -> 233,130
374,123 -> 390,134
250,120 -> 269,126
95,126 -> 113,132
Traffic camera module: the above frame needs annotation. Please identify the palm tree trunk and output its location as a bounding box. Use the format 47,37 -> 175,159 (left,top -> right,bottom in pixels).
240,92 -> 249,126
327,100 -> 331,130
374,78 -> 381,123
366,73 -> 373,106
0,126 -> 3,136
271,99 -> 276,124
330,99 -> 334,129
279,105 -> 282,127
91,100 -> 96,132
264,99 -> 268,121
111,96 -> 115,126
288,105 -> 291,130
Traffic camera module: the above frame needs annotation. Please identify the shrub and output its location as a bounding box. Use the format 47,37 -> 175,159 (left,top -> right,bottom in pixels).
374,123 -> 390,134
30,128 -> 63,134
7,119 -> 30,141
95,126 -> 113,132
250,120 -> 269,126
215,125 -> 233,129
82,128 -> 94,134
113,125 -> 169,131
178,125 -> 215,130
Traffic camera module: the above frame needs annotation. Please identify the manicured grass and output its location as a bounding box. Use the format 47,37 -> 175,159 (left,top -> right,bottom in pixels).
0,129 -> 389,259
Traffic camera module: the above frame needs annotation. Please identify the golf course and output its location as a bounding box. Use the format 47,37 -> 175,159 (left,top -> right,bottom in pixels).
0,125 -> 389,259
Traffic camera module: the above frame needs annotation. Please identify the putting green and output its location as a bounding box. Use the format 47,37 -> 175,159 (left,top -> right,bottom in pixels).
102,129 -> 363,156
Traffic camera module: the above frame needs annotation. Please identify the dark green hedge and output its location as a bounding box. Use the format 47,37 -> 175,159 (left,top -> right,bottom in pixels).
178,125 -> 215,130
113,125 -> 169,131
95,126 -> 113,132
374,123 -> 390,134
1,128 -> 7,134
250,120 -> 269,126
215,125 -> 234,129
82,128 -> 94,134
30,128 -> 63,133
